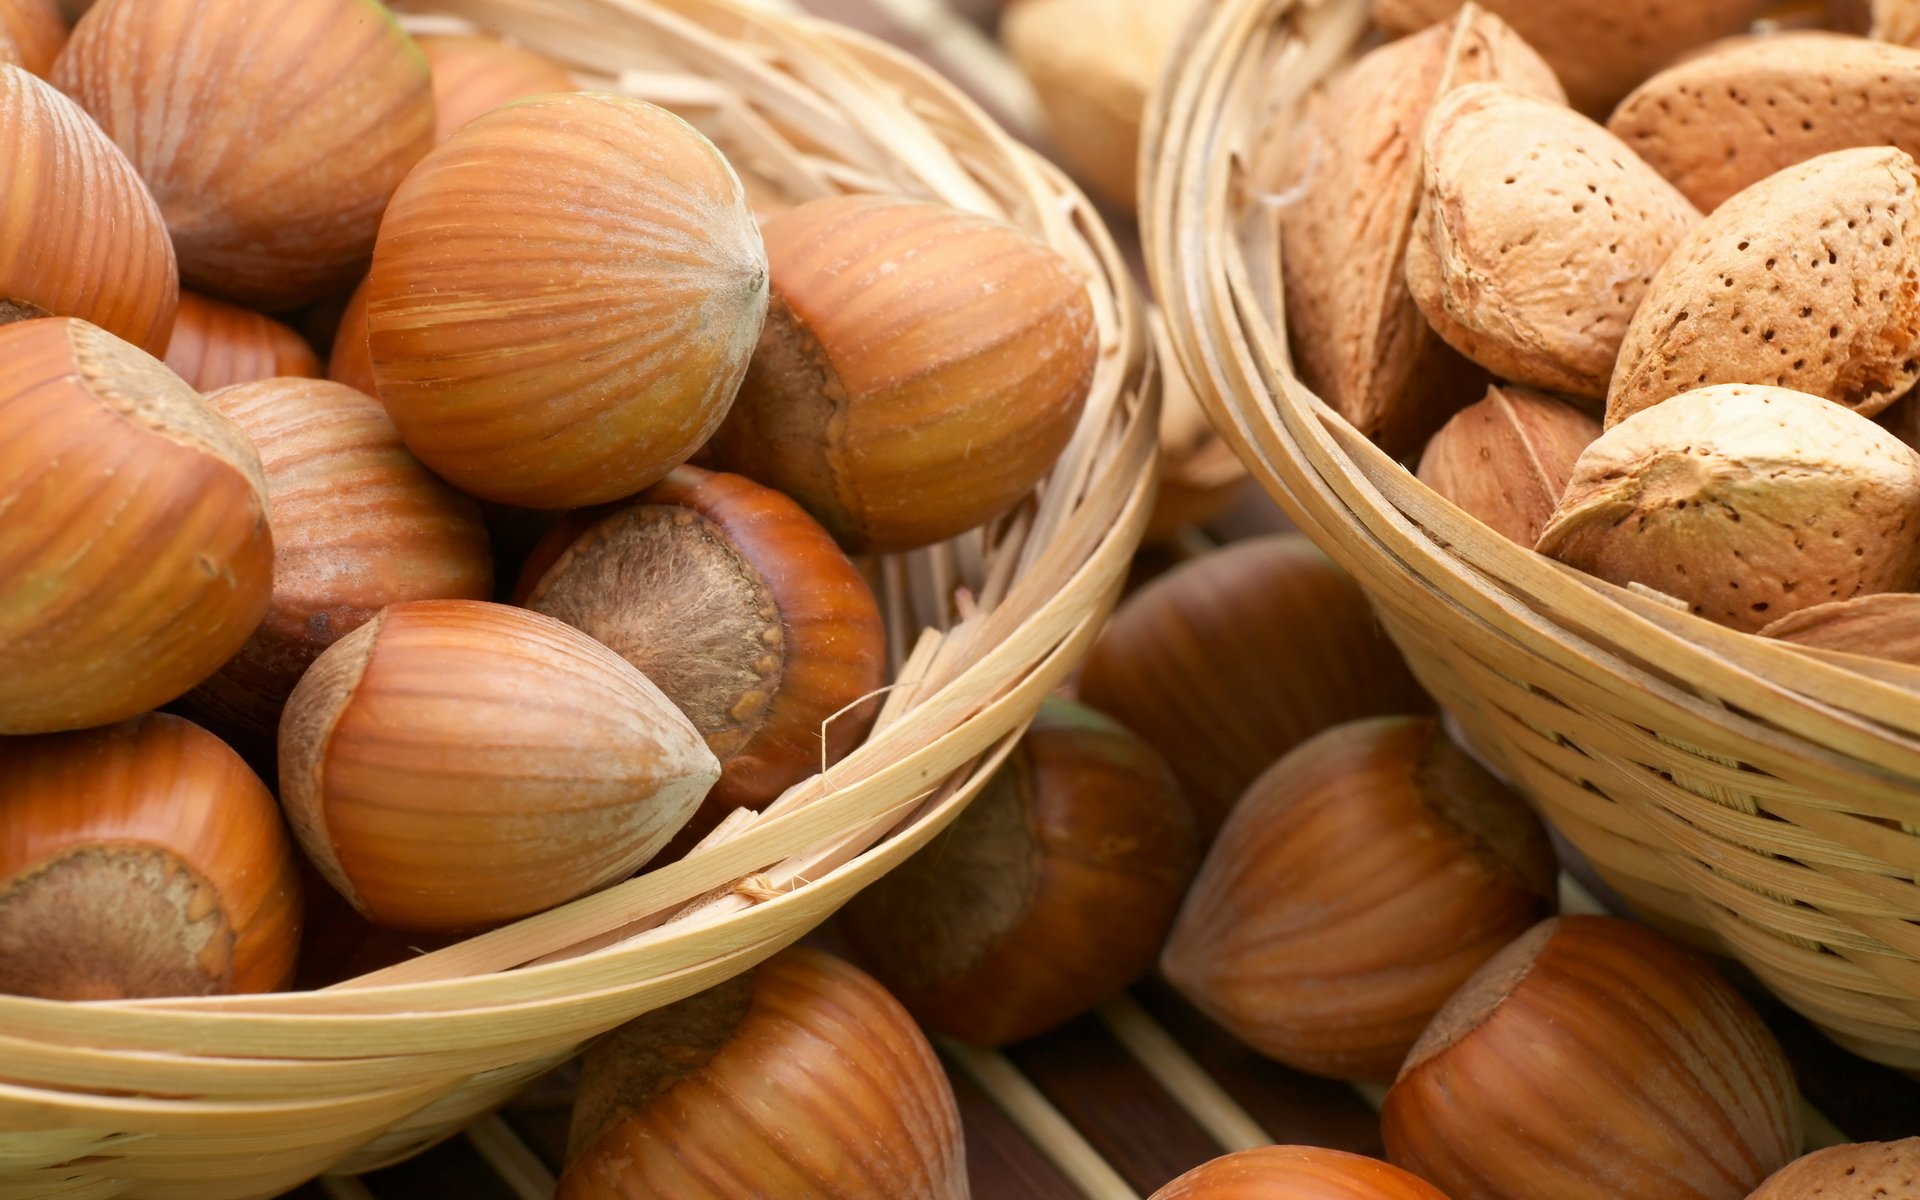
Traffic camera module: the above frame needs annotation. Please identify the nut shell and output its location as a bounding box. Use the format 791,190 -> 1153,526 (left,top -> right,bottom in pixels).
186,379 -> 492,752
1608,147 -> 1920,426
559,948 -> 967,1200
1747,1139 -> 1920,1199
1406,83 -> 1701,400
0,317 -> 272,734
1416,385 -> 1599,547
1610,34 -> 1920,214
0,713 -> 300,999
1538,384 -> 1920,632
1150,1146 -> 1454,1200
1161,717 -> 1556,1082
1760,593 -> 1920,666
53,0 -> 435,310
369,93 -> 767,509
327,275 -> 375,397
417,32 -> 576,144
838,699 -> 1199,1047
1371,0 -> 1762,115
1383,915 -> 1801,1200
279,600 -> 718,931
1278,9 -> 1562,455
162,292 -> 320,393
709,194 -> 1095,553
1880,0 -> 1920,43
0,0 -> 63,75
0,64 -> 176,353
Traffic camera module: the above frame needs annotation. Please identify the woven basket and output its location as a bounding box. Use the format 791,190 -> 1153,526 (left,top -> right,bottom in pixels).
1,3 -> 1156,1196
1144,0 -> 1920,1073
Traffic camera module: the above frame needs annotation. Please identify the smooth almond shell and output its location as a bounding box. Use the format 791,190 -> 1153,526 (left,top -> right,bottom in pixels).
838,699 -> 1199,1047
1279,8 -> 1562,456
1608,147 -> 1920,426
417,33 -> 577,143
559,948 -> 967,1200
0,318 -> 272,734
710,194 -> 1094,553
369,93 -> 768,509
280,600 -> 718,931
1407,83 -> 1702,400
1078,536 -> 1433,839
1747,1138 -> 1920,1198
0,0 -> 64,74
0,713 -> 300,999
1879,0 -> 1920,43
163,292 -> 320,392
1161,716 -> 1556,1082
187,379 -> 492,752
53,0 -> 434,310
0,65 -> 176,352
1760,594 -> 1920,666
1151,1146 -> 1454,1200
1384,915 -> 1801,1200
1416,385 -> 1600,547
1610,35 -> 1920,214
1372,0 -> 1762,115
1539,384 -> 1920,632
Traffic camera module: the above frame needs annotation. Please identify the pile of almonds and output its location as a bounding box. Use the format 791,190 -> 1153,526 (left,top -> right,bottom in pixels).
1280,0 -> 1920,654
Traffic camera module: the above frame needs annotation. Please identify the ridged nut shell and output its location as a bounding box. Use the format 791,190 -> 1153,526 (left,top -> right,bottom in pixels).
1383,916 -> 1801,1200
1279,8 -> 1563,455
279,600 -> 718,931
0,713 -> 300,999
0,318 -> 272,734
1371,0 -> 1762,115
0,0 -> 64,75
1538,384 -> 1920,632
186,379 -> 492,751
1747,1139 -> 1920,1199
559,948 -> 968,1200
708,194 -> 1095,553
524,466 -> 884,830
162,292 -> 320,393
1416,385 -> 1600,547
1161,717 -> 1556,1083
1150,1147 -> 1454,1200
1610,34 -> 1920,214
52,0 -> 434,310
327,275 -> 374,398
838,699 -> 1199,1047
417,32 -> 576,144
1760,593 -> 1920,667
1608,147 -> 1920,426
0,65 -> 176,353
1078,536 -> 1433,839
368,92 -> 767,509
1406,83 -> 1702,400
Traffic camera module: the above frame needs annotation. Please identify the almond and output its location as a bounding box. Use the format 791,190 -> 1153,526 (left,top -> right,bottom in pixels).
1609,34 -> 1920,213
1278,6 -> 1562,456
1406,83 -> 1701,401
1760,594 -> 1920,665
1876,0 -> 1920,46
1607,147 -> 1920,427
1536,384 -> 1920,632
1416,385 -> 1600,547
1747,1139 -> 1920,1199
1371,0 -> 1761,115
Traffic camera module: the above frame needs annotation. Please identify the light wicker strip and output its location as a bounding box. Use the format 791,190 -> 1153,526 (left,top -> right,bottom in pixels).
1145,0 -> 1920,1070
0,1 -> 1157,1194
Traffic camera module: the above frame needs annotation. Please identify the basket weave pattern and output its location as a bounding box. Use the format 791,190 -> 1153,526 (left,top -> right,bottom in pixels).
0,2 -> 1158,1196
1145,0 -> 1920,1072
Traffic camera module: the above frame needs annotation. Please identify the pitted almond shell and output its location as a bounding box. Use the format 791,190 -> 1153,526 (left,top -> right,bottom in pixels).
1278,5 -> 1562,456
1406,83 -> 1701,401
1610,34 -> 1920,214
1607,147 -> 1920,427
1371,0 -> 1760,115
1536,384 -> 1920,633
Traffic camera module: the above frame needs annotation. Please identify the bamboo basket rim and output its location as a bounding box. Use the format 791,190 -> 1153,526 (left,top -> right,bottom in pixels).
1143,0 -> 1920,805
3,0 -> 1157,1143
